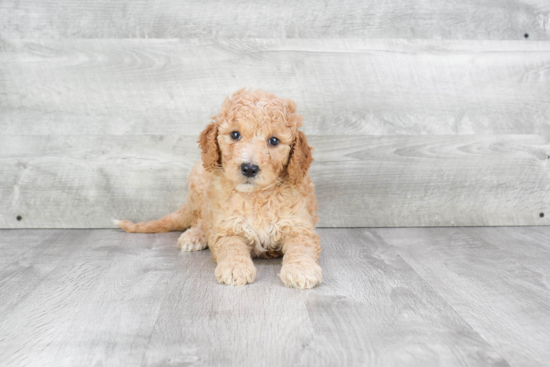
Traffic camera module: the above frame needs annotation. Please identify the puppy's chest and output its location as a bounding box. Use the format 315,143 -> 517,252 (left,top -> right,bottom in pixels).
229,198 -> 288,253
240,210 -> 282,251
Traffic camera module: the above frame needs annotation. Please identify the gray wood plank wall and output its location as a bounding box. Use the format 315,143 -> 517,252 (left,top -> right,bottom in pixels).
1,1 -> 549,228
2,0 -> 550,40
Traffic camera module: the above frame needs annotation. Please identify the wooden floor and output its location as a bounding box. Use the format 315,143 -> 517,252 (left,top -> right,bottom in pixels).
1,227 -> 549,367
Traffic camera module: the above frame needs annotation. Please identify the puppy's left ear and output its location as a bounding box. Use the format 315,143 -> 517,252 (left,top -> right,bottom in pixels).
198,122 -> 221,171
287,130 -> 313,185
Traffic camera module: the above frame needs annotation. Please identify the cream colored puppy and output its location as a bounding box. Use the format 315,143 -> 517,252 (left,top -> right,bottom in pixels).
117,89 -> 321,289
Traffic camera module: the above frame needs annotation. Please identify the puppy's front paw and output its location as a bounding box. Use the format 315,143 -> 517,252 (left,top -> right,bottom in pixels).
178,228 -> 207,252
280,261 -> 322,289
215,259 -> 257,286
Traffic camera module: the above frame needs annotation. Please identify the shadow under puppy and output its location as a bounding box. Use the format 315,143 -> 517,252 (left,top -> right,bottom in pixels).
117,89 -> 321,289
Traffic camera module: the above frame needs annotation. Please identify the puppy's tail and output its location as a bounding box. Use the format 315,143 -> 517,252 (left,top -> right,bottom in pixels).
115,203 -> 195,233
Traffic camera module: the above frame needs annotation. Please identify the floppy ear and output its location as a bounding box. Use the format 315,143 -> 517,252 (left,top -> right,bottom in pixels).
198,122 -> 221,171
287,130 -> 313,185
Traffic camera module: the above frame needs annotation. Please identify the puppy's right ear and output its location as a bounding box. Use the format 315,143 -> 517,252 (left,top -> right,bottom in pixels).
198,122 -> 221,171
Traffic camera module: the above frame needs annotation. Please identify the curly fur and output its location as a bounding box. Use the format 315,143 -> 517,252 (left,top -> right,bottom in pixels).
117,89 -> 322,289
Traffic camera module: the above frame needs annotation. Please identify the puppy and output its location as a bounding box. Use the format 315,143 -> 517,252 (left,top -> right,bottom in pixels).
117,89 -> 321,289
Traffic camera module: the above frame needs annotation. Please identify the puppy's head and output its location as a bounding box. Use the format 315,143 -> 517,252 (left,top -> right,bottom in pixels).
199,89 -> 313,192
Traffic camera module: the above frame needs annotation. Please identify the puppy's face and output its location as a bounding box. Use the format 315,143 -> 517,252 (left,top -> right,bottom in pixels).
199,89 -> 313,191
217,115 -> 293,192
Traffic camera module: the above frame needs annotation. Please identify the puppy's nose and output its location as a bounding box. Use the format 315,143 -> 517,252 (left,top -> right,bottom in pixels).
241,163 -> 259,178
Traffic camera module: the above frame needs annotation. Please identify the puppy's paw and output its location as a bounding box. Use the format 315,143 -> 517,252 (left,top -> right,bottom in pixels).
280,261 -> 322,289
178,228 -> 207,251
215,258 -> 257,286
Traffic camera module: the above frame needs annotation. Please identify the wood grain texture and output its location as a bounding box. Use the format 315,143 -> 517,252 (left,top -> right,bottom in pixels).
0,230 -> 79,315
2,39 -> 550,136
0,229 -> 179,366
376,227 -> 550,367
1,0 -> 549,40
313,134 -> 550,227
2,227 -> 536,366
295,229 -> 508,367
467,227 -> 550,279
2,134 -> 549,228
0,135 -> 199,228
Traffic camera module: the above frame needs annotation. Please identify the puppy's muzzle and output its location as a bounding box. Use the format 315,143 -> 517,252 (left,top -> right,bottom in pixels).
241,163 -> 259,178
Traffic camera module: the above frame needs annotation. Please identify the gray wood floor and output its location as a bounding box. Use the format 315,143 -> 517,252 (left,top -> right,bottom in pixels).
1,227 -> 549,367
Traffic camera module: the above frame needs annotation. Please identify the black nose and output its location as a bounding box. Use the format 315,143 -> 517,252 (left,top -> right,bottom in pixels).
241,163 -> 259,178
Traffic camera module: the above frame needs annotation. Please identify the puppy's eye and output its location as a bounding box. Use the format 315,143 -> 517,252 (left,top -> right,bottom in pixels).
268,137 -> 280,146
231,131 -> 241,140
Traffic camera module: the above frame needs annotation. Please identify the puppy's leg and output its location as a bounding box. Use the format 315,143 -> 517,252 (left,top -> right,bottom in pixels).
178,225 -> 207,251
280,233 -> 322,289
212,236 -> 256,286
